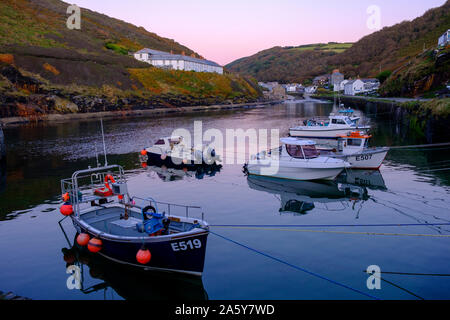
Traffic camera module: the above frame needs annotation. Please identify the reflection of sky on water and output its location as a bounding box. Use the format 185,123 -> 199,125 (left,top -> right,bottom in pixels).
0,101 -> 449,300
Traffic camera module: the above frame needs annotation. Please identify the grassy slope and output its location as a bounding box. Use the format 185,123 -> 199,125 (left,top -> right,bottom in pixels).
0,0 -> 262,113
225,43 -> 353,83
227,1 -> 450,88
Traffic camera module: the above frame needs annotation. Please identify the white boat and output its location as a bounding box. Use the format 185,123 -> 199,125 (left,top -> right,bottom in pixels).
141,136 -> 221,168
243,137 -> 350,181
289,111 -> 370,139
319,132 -> 389,170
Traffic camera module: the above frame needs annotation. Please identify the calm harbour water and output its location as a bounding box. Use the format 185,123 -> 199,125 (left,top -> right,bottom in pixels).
0,100 -> 449,300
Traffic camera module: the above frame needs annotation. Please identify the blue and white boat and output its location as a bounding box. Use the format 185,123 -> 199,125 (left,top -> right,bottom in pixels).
60,164 -> 209,276
289,109 -> 370,139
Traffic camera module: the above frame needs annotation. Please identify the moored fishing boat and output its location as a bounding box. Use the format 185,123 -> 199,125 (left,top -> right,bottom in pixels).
140,136 -> 221,169
59,164 -> 209,276
244,137 -> 350,181
318,131 -> 389,170
289,111 -> 370,139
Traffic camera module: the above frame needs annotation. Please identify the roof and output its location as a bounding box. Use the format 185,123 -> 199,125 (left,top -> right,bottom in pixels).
361,78 -> 380,83
280,138 -> 316,146
135,48 -> 222,67
338,131 -> 372,139
345,79 -> 364,85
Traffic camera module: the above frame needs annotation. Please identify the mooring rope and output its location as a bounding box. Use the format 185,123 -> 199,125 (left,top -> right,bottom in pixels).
388,142 -> 450,149
210,223 -> 450,228
209,230 -> 381,300
211,226 -> 450,238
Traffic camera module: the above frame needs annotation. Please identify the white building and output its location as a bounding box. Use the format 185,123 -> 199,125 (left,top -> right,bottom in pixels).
305,86 -> 318,94
344,79 -> 365,96
362,79 -> 380,92
339,80 -> 349,91
134,48 -> 223,74
438,29 -> 450,47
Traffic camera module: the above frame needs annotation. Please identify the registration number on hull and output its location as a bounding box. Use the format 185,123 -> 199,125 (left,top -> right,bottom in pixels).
171,239 -> 202,252
355,154 -> 373,161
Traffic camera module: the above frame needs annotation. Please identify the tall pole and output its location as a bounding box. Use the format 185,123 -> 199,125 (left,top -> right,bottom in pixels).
100,118 -> 108,167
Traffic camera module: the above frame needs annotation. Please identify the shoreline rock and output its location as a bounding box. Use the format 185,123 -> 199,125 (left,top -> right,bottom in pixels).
0,100 -> 283,127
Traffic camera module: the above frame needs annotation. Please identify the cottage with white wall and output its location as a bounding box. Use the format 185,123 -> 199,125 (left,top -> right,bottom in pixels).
344,79 -> 365,96
134,48 -> 223,74
438,29 -> 450,47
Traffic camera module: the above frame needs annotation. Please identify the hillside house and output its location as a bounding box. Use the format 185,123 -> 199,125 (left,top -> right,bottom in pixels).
344,79 -> 364,96
339,80 -> 349,91
134,48 -> 223,74
438,30 -> 450,47
313,75 -> 330,86
330,70 -> 344,91
362,79 -> 380,92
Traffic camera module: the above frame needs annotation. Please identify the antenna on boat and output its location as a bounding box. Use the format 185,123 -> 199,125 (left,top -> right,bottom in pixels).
94,143 -> 100,168
100,118 -> 108,167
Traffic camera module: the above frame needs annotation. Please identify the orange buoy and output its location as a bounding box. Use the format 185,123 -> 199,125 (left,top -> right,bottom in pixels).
140,149 -> 148,156
60,204 -> 74,216
136,248 -> 151,264
76,233 -> 90,246
118,194 -> 124,200
87,238 -> 103,253
141,162 -> 148,169
62,193 -> 70,202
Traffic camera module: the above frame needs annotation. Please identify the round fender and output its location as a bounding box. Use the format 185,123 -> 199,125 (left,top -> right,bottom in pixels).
142,205 -> 156,220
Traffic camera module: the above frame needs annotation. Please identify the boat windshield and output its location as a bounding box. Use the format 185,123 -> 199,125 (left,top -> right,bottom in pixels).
347,138 -> 363,146
286,144 -> 319,159
302,145 -> 319,159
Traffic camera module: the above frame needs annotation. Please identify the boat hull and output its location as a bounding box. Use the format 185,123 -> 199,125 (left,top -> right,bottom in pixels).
72,218 -> 209,276
332,148 -> 389,170
246,162 -> 346,181
147,151 -> 220,170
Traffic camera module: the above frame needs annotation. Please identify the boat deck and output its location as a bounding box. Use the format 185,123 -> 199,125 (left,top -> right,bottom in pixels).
80,206 -> 195,238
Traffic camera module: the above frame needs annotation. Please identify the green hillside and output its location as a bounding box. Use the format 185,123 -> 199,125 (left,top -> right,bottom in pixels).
0,0 -> 261,118
226,0 -> 450,95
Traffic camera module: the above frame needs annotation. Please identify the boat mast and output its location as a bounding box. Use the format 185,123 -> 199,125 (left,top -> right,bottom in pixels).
100,118 -> 108,167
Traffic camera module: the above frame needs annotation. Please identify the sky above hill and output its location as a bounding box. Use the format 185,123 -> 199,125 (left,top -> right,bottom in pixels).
73,0 -> 447,65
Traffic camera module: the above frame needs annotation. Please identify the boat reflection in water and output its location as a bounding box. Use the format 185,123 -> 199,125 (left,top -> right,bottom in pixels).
142,161 -> 222,182
0,161 -> 6,195
247,170 -> 386,215
61,240 -> 209,300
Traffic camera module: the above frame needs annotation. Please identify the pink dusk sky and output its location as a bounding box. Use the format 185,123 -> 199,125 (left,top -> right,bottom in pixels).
73,0 -> 447,65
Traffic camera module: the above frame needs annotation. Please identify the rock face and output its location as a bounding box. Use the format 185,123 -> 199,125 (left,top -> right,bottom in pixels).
0,63 -> 262,119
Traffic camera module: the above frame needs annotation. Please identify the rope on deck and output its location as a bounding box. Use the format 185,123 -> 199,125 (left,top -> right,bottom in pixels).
209,230 -> 381,300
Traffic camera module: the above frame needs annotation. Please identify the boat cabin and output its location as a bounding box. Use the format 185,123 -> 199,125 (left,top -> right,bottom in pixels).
154,136 -> 184,148
281,138 -> 320,159
304,115 -> 358,127
337,132 -> 371,155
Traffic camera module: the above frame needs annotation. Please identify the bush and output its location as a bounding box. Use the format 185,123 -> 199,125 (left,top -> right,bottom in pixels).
376,70 -> 392,84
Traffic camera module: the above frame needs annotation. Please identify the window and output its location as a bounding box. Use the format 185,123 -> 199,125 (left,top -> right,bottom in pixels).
286,145 -> 304,159
155,139 -> 165,145
302,145 -> 319,159
347,139 -> 362,146
286,145 -> 318,159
